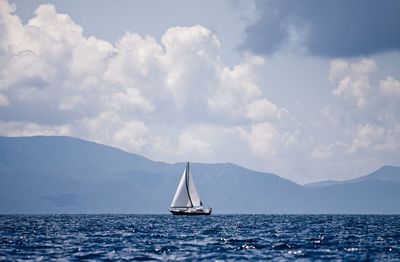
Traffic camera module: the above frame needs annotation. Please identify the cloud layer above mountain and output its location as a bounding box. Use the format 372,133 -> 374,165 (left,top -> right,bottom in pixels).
0,2 -> 286,159
1,1 -> 399,183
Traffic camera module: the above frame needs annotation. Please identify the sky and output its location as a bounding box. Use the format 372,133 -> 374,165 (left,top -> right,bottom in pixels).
1,0 -> 399,184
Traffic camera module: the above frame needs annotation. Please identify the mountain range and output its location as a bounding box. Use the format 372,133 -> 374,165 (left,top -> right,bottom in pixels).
0,136 -> 399,214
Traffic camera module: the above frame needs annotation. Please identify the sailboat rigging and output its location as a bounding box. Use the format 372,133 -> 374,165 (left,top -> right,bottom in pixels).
169,162 -> 212,215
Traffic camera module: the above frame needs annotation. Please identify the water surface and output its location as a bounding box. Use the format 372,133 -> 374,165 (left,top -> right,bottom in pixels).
1,215 -> 399,260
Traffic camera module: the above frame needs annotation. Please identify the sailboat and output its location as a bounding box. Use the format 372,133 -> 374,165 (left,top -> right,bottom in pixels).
169,162 -> 212,215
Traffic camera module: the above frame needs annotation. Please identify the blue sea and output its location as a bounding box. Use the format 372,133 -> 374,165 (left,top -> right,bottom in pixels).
1,215 -> 399,261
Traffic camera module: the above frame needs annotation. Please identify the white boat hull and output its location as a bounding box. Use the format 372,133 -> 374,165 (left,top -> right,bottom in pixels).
169,207 -> 212,216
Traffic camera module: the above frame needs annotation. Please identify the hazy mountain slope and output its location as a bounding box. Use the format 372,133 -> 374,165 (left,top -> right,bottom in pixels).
303,180 -> 400,214
178,162 -> 304,213
0,136 -> 170,213
0,136 -> 300,214
0,136 -> 165,176
350,165 -> 400,182
302,166 -> 400,214
304,166 -> 400,188
0,136 -> 399,214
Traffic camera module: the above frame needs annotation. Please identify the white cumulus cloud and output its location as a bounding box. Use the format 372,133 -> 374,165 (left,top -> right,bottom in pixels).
380,76 -> 400,96
330,59 -> 377,108
245,98 -> 288,121
347,123 -> 400,153
0,1 -> 287,167
240,122 -> 279,157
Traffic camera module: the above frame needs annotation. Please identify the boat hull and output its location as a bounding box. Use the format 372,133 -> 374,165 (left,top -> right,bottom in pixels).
170,210 -> 211,216
169,207 -> 212,216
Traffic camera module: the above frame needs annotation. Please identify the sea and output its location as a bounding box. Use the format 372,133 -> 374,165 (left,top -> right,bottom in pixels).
0,214 -> 399,261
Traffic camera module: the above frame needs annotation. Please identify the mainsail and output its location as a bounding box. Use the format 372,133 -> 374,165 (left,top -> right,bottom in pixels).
170,162 -> 201,208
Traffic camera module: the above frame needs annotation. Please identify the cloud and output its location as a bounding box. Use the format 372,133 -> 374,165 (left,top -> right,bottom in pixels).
160,25 -> 221,116
208,53 -> 273,121
329,58 -> 400,125
325,57 -> 400,163
0,93 -> 9,106
240,122 -> 279,157
311,144 -> 334,160
105,88 -> 155,114
348,123 -> 384,152
380,76 -> 400,96
161,25 -> 220,60
245,98 -> 288,121
0,1 -> 287,164
78,111 -> 149,152
348,123 -> 400,153
0,121 -> 71,137
59,95 -> 83,111
241,0 -> 400,57
330,59 -> 377,108
178,133 -> 211,156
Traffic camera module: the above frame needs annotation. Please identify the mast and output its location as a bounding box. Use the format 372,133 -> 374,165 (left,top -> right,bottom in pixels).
185,162 -> 194,207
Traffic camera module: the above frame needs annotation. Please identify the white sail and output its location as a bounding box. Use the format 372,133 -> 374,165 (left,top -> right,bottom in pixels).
170,163 -> 202,208
170,167 -> 189,207
187,167 -> 201,206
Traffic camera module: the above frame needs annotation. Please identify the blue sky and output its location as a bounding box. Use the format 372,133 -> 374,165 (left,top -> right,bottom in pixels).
1,0 -> 399,183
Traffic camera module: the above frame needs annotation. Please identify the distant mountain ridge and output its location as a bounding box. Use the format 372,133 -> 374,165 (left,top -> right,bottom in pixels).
351,165 -> 400,182
304,165 -> 400,188
0,136 -> 399,214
